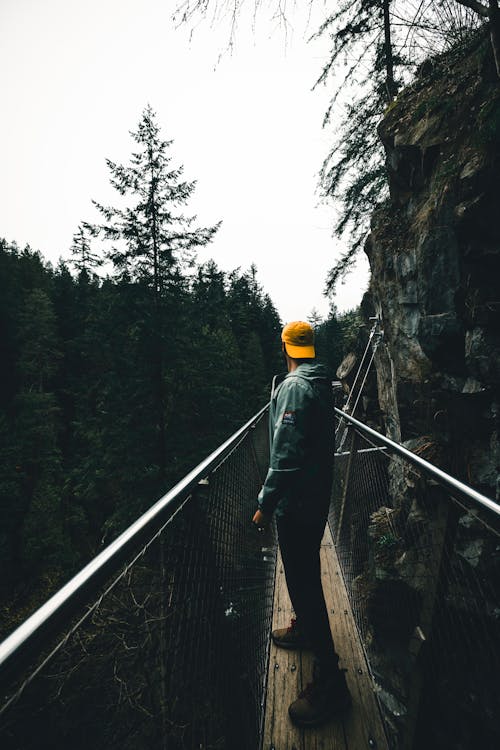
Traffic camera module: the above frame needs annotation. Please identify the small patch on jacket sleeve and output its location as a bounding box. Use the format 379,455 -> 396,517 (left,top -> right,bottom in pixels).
282,410 -> 296,426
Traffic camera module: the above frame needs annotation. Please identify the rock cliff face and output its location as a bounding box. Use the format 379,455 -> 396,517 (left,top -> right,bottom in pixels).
365,32 -> 500,494
357,33 -> 500,747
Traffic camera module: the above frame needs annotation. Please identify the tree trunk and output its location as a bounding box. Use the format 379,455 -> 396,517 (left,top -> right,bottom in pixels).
149,153 -> 167,481
490,0 -> 500,78
383,0 -> 397,101
150,153 -> 160,297
455,0 -> 500,78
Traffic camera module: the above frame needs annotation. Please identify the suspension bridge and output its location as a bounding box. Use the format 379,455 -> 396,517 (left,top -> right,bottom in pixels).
0,392 -> 499,748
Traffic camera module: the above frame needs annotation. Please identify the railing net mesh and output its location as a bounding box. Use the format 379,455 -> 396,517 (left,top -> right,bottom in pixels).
0,413 -> 275,750
331,422 -> 500,750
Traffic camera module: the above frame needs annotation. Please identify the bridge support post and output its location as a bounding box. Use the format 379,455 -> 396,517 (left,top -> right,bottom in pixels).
336,428 -> 358,546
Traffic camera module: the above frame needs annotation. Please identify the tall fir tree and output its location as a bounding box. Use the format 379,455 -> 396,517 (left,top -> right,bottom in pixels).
70,224 -> 103,277
91,105 -> 220,481
92,104 -> 220,293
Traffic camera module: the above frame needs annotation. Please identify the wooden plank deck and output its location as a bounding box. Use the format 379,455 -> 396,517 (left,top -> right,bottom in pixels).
263,525 -> 388,750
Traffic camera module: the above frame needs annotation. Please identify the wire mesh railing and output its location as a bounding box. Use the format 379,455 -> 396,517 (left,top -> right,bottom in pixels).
0,407 -> 275,750
331,409 -> 500,750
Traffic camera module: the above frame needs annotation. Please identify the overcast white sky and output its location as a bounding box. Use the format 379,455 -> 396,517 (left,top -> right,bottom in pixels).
0,0 -> 369,323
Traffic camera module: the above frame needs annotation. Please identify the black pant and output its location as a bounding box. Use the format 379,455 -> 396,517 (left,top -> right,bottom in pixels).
277,514 -> 339,675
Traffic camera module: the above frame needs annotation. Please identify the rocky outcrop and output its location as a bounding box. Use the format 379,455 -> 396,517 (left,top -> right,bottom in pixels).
357,33 -> 500,746
365,32 -> 500,495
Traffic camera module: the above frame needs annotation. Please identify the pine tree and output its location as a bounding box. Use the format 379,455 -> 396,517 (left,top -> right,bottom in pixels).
315,304 -> 343,374
192,260 -> 229,330
257,294 -> 282,382
178,1 -> 484,292
313,0 -> 404,294
92,104 -> 220,295
70,224 -> 103,276
308,307 -> 323,330
227,266 -> 280,409
90,105 -> 221,481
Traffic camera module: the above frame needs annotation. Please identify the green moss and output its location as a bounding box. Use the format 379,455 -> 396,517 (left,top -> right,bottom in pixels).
384,97 -> 399,116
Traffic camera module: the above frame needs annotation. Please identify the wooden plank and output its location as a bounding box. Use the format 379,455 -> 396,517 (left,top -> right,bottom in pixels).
300,637 -> 347,750
320,529 -> 389,750
263,529 -> 388,750
320,537 -> 367,750
306,536 -> 348,750
263,550 -> 304,750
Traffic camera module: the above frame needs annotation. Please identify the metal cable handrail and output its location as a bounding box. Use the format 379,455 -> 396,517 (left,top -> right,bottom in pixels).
0,404 -> 269,689
334,407 -> 499,517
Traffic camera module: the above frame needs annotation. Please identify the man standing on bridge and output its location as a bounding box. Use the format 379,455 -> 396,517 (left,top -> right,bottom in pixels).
252,320 -> 351,728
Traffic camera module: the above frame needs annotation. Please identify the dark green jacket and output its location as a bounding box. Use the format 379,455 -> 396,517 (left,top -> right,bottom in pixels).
257,362 -> 334,523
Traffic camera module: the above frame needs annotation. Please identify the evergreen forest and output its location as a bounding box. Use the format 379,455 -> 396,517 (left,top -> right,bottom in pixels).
0,238 -> 286,635
0,107 -> 357,638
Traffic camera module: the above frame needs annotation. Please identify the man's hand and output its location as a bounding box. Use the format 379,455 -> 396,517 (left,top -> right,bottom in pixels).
252,508 -> 271,530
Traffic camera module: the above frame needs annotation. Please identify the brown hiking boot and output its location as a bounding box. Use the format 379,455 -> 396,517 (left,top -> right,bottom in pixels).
288,669 -> 351,728
271,618 -> 309,650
